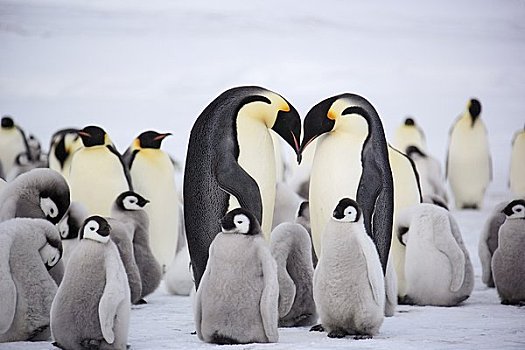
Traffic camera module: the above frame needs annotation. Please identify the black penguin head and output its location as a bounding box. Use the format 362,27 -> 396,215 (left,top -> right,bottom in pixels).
220,208 -> 260,236
468,98 -> 482,124
136,130 -> 172,149
300,96 -> 338,159
502,199 -> 525,220
297,201 -> 310,219
405,145 -> 427,159
332,198 -> 362,223
79,215 -> 112,243
116,190 -> 149,211
50,128 -> 81,168
404,117 -> 415,126
1,115 -> 14,128
39,186 -> 71,225
78,125 -> 107,147
15,152 -> 30,166
39,235 -> 63,271
271,105 -> 301,163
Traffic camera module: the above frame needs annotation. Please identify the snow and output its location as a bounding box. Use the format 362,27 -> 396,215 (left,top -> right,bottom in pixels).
1,0 -> 525,349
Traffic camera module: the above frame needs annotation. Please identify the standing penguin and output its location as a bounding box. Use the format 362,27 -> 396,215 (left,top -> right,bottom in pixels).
300,93 -> 394,272
396,203 -> 474,306
0,115 -> 30,178
270,222 -> 317,327
111,191 -> 161,301
393,117 -> 427,152
51,216 -> 131,350
184,86 -> 301,288
195,208 -> 279,344
446,98 -> 492,209
509,125 -> 525,196
491,199 -> 525,305
69,126 -> 132,217
313,198 -> 385,339
123,130 -> 178,271
0,218 -> 62,342
406,145 -> 448,204
48,128 -> 83,181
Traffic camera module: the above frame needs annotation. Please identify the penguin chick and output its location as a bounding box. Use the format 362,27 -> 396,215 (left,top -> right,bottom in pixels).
51,215 -> 131,350
295,201 -> 318,267
270,222 -> 317,327
0,218 -> 62,342
57,201 -> 89,265
48,128 -> 83,180
195,208 -> 279,344
6,151 -> 47,181
313,198 -> 385,339
492,199 -> 525,305
111,191 -> 161,301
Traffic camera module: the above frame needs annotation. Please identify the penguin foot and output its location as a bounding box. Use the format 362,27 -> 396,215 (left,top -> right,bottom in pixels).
191,331 -> 197,335
327,330 -> 347,338
354,334 -> 373,340
135,299 -> 148,305
310,324 -> 325,332
80,339 -> 101,350
52,341 -> 65,349
398,295 -> 416,305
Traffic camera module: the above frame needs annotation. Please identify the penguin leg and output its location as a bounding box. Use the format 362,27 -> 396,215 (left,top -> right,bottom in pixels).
309,324 -> 325,332
327,329 -> 348,338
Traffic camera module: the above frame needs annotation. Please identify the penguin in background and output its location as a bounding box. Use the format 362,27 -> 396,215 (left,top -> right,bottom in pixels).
68,125 -> 132,217
195,208 -> 279,344
51,216 -> 131,350
446,98 -> 492,209
406,145 -> 448,204
312,198 -> 385,339
184,86 -> 301,288
492,199 -> 525,305
0,218 -> 63,342
393,117 -> 427,152
48,128 -> 83,181
300,93 -> 394,273
123,130 -> 178,271
0,115 -> 31,178
6,151 -> 47,181
509,124 -> 525,196
57,201 -> 89,265
271,181 -> 305,230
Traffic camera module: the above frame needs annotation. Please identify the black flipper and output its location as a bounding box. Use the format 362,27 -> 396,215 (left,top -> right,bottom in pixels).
107,145 -> 134,191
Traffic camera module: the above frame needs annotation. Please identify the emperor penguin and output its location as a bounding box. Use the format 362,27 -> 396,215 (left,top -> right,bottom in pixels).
123,130 -> 178,271
294,201 -> 318,267
51,215 -> 131,350
69,125 -> 132,217
48,128 -> 83,181
446,98 -> 492,209
6,151 -> 47,181
509,125 -> 525,196
396,203 -> 474,306
184,86 -> 301,288
491,199 -> 525,305
393,117 -> 427,152
57,201 -> 89,265
312,198 -> 385,339
0,218 -> 63,342
300,93 -> 394,273
406,145 -> 448,204
195,208 -> 279,344
0,115 -> 30,177
111,191 -> 161,301
478,200 -> 509,288
270,222 -> 317,327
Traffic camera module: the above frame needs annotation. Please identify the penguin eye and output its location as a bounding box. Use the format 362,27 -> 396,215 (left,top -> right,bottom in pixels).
40,197 -> 59,219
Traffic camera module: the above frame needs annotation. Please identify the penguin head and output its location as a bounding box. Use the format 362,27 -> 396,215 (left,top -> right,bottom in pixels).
467,98 -> 482,125
135,131 -> 172,149
332,198 -> 362,223
116,190 -> 149,211
502,199 -> 525,220
78,125 -> 108,147
14,152 -> 31,166
39,237 -> 63,271
297,201 -> 310,220
50,128 -> 81,168
39,188 -> 71,225
405,145 -> 427,159
1,115 -> 14,129
300,96 -> 338,158
404,117 -> 415,126
220,208 -> 260,236
79,215 -> 112,243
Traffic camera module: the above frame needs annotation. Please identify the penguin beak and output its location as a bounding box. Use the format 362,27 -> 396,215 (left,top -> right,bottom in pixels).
154,133 -> 172,141
271,108 -> 302,163
77,131 -> 91,138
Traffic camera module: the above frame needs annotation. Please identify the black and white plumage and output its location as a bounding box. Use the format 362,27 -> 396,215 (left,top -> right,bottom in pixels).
0,115 -> 31,178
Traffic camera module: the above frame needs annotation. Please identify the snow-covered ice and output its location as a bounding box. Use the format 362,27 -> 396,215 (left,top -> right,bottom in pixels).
1,0 -> 524,349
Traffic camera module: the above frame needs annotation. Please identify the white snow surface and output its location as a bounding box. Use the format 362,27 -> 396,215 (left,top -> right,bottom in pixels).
1,0 -> 525,349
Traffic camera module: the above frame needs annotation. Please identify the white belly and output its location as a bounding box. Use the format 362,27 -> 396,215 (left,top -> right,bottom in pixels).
0,130 -> 26,176
228,115 -> 276,240
510,134 -> 525,196
131,150 -> 179,270
309,132 -> 363,255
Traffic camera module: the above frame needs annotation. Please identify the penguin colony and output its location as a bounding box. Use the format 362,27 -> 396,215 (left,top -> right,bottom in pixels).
0,88 -> 523,348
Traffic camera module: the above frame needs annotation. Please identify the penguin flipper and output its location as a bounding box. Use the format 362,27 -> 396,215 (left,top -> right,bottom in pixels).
433,214 -> 465,293
360,238 -> 384,307
106,145 -> 133,191
257,241 -> 279,342
0,244 -> 16,333
215,158 -> 262,223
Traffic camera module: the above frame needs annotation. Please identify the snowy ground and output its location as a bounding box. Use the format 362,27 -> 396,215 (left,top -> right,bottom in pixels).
1,0 -> 525,349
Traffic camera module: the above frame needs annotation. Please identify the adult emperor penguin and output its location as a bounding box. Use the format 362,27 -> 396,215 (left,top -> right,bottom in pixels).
195,208 -> 279,344
48,128 -> 83,181
270,222 -> 317,327
396,203 -> 474,306
406,145 -> 448,204
0,115 -> 31,178
111,191 -> 161,301
312,198 -> 385,339
51,215 -> 131,350
393,117 -> 427,152
57,201 -> 89,265
509,125 -> 525,196
491,199 -> 525,305
446,98 -> 492,209
184,86 -> 301,288
69,125 -> 132,217
299,93 -> 393,272
0,218 -> 62,342
123,130 -> 178,271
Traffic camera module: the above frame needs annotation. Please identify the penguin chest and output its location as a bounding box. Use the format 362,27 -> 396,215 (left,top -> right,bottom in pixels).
0,130 -> 26,174
309,133 -> 363,254
229,117 -> 276,238
510,134 -> 525,195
